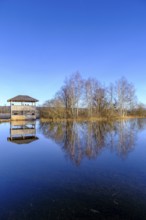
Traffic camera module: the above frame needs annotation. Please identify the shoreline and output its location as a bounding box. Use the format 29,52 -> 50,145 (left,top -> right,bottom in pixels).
40,115 -> 146,123
0,119 -> 10,123
0,116 -> 146,123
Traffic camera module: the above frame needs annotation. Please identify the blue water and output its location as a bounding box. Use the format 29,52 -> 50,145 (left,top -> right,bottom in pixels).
0,119 -> 146,219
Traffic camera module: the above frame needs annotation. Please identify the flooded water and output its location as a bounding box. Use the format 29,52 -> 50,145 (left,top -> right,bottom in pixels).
0,119 -> 146,220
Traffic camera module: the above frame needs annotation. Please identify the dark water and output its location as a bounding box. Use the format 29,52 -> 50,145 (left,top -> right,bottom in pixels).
0,119 -> 146,220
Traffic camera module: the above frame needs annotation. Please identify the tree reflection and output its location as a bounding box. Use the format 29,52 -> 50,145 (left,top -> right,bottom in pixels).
39,119 -> 140,165
111,120 -> 136,158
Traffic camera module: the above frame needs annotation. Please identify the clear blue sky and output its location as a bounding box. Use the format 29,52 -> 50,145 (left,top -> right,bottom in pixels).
0,0 -> 146,105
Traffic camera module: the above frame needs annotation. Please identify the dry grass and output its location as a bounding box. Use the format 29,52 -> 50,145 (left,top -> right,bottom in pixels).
0,119 -> 10,122
40,115 -> 146,123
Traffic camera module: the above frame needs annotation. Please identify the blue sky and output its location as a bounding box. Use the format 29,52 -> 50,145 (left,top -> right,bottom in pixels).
0,0 -> 146,105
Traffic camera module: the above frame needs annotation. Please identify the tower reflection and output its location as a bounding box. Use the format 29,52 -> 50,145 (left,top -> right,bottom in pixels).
7,121 -> 38,144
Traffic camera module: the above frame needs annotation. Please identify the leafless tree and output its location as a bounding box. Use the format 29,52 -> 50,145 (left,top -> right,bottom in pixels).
40,74 -> 140,120
57,83 -> 73,118
93,82 -> 107,116
41,97 -> 65,119
84,78 -> 97,117
56,73 -> 83,118
107,83 -> 116,117
115,77 -> 137,116
70,72 -> 84,118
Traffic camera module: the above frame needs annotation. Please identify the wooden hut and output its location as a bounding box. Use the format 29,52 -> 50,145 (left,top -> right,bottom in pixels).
7,95 -> 38,120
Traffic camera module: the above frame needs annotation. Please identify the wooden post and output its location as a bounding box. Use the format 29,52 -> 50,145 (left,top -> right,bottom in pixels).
10,101 -> 12,119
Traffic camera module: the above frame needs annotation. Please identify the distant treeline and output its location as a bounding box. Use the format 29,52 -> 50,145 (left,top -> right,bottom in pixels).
40,72 -> 146,120
0,106 -> 40,115
0,106 -> 10,113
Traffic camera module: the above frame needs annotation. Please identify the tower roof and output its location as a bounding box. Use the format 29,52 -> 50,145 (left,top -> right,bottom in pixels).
7,95 -> 38,103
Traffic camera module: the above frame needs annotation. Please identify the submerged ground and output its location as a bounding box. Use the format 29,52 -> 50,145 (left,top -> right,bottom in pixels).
0,119 -> 146,220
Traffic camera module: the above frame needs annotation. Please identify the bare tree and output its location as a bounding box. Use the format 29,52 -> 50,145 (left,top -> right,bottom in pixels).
40,74 -> 139,120
115,77 -> 137,116
57,72 -> 84,119
41,97 -> 64,119
107,83 -> 116,117
84,79 -> 108,117
57,83 -> 73,118
84,78 -> 97,117
93,82 -> 107,116
70,72 -> 83,118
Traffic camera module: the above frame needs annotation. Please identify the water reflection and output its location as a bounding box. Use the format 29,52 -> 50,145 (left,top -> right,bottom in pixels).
39,119 -> 146,164
1,119 -> 146,220
7,121 -> 39,144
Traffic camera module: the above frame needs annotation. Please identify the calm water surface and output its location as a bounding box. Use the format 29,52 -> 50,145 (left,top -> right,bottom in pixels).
0,119 -> 146,220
